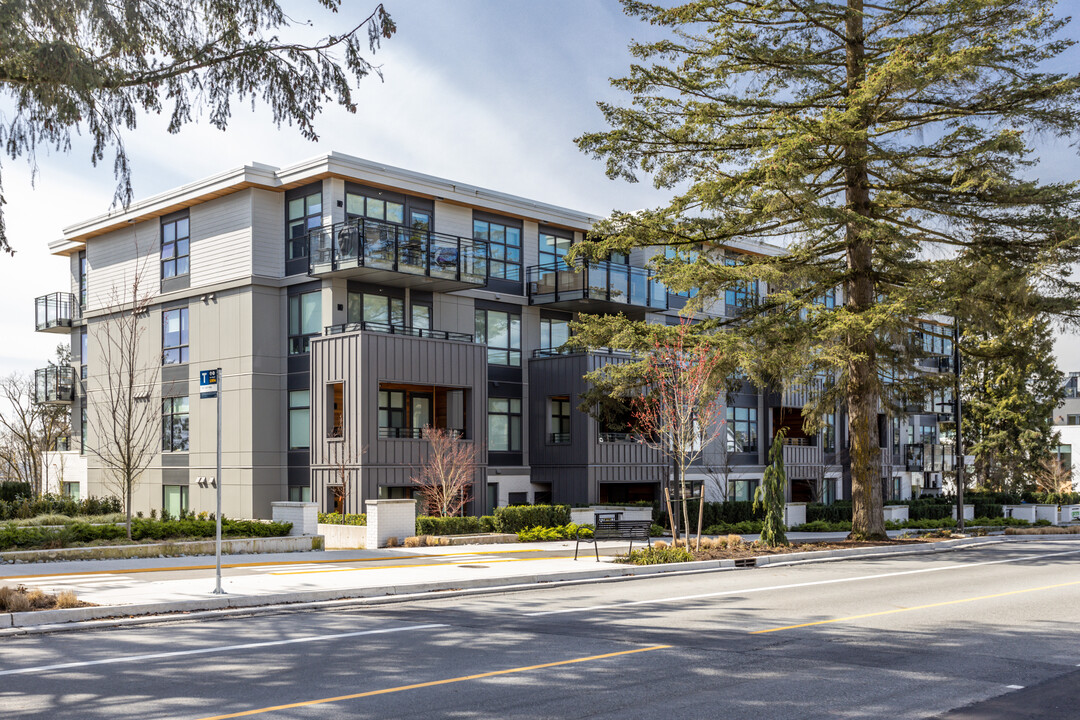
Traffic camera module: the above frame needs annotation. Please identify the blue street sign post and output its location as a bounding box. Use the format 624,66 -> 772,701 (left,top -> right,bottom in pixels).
201,368 -> 224,594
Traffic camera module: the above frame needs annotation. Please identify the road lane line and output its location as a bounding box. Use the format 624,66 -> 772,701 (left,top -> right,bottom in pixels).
750,579 -> 1080,634
525,547 -> 1080,616
0,549 -> 548,581
271,556 -> 575,575
190,644 -> 672,720
0,623 -> 447,676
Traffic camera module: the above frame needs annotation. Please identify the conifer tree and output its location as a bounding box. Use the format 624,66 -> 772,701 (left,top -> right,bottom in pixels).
755,429 -> 789,547
572,0 -> 1080,539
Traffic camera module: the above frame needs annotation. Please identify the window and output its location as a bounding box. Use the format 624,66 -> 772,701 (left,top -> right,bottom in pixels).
1057,445 -> 1072,471
473,219 -> 522,281
288,292 -> 321,354
1067,415 -> 1080,426
664,246 -> 699,298
475,309 -> 521,366
378,385 -> 465,438
327,383 -> 344,438
488,398 -> 522,452
540,317 -> 570,351
539,232 -> 572,267
162,308 -> 189,364
78,250 -> 87,307
726,406 -> 758,453
80,406 -> 87,455
287,191 -> 323,260
411,304 -> 431,330
289,390 -> 310,450
288,486 -> 312,502
508,491 -> 528,506
728,479 -> 759,503
162,397 -> 190,452
346,192 -> 405,224
162,485 -> 189,518
378,389 -> 406,435
723,256 -> 758,310
919,424 -> 938,444
549,396 -> 571,444
63,482 -> 80,500
349,293 -> 405,327
891,416 -> 901,457
822,413 -> 836,453
80,328 -> 88,380
161,215 -> 190,279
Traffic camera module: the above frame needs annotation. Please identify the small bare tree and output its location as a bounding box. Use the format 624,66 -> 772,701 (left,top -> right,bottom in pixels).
411,427 -> 477,517
330,440 -> 363,515
1034,455 -> 1073,495
88,249 -> 160,539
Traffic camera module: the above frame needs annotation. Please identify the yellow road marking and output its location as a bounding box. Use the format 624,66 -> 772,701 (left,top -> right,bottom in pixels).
270,556 -> 575,575
191,644 -> 670,720
0,549 -> 547,581
750,579 -> 1080,634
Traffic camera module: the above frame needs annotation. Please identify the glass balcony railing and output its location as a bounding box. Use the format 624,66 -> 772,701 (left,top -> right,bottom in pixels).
307,217 -> 487,286
904,443 -> 954,472
34,366 -> 76,404
526,260 -> 668,311
35,292 -> 79,333
323,321 -> 474,343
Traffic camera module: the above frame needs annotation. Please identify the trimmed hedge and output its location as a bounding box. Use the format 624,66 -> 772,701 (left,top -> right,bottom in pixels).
517,523 -> 592,542
415,515 -> 485,536
0,517 -> 292,551
318,513 -> 366,526
0,494 -> 123,521
659,501 -> 763,530
703,520 -> 764,535
493,505 -> 571,533
0,482 -> 32,503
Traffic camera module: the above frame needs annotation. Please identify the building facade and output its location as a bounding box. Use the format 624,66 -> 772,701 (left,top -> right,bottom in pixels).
34,153 -> 957,518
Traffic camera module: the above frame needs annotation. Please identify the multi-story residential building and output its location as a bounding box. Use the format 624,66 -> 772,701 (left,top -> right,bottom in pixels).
34,153 -> 956,518
1053,372 -> 1080,489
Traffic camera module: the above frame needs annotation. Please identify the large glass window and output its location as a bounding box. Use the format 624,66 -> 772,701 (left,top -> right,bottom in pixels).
378,389 -> 406,435
473,219 -> 521,281
411,304 -> 431,330
289,390 -> 310,450
161,215 -> 190,279
327,383 -> 344,438
346,192 -> 404,224
287,191 -> 322,260
549,396 -> 571,444
162,485 -> 189,518
723,256 -> 758,310
475,309 -> 521,366
726,406 -> 758,453
162,308 -> 189,365
288,292 -> 321,354
540,317 -> 570,352
348,293 -> 405,327
664,245 -> 699,298
488,398 -> 522,452
539,232 -> 572,267
162,396 -> 190,452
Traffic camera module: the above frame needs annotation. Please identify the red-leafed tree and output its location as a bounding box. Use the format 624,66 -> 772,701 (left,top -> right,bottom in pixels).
411,427 -> 478,517
633,321 -> 727,549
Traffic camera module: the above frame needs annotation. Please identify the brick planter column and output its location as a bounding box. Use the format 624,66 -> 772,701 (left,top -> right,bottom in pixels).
366,499 -> 417,548
271,501 -> 318,536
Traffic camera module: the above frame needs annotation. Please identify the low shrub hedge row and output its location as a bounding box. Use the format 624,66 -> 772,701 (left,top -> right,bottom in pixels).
703,520 -> 765,535
516,523 -> 592,542
0,494 -> 123,521
493,505 -> 571,533
318,513 -> 366,526
0,517 -> 293,551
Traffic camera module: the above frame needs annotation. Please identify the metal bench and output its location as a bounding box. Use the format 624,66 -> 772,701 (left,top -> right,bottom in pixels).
574,515 -> 652,561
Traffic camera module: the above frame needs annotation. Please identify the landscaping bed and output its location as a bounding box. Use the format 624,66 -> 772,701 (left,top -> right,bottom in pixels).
619,534 -> 958,565
0,585 -> 92,612
0,517 -> 293,553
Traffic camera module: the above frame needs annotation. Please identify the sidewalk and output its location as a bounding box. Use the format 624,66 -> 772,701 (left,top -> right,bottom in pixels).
0,534 -> 1018,633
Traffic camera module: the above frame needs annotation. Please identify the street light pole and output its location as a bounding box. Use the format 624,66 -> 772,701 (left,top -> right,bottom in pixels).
954,318 -> 964,532
213,366 -> 224,594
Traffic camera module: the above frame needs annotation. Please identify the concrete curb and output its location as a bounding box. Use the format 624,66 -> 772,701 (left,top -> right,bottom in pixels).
3,534 -> 1071,635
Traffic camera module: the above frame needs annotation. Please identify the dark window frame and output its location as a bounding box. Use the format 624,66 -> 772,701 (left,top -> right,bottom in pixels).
286,189 -> 323,261
475,308 -> 521,367
161,213 -> 190,280
288,291 -> 321,355
726,406 -> 758,453
162,396 -> 190,452
288,390 -> 310,450
473,216 -> 522,282
549,395 -> 571,444
488,397 -> 522,452
162,308 -> 189,365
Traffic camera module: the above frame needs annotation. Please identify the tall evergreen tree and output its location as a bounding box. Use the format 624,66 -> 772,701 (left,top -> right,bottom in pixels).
572,0 -> 1080,539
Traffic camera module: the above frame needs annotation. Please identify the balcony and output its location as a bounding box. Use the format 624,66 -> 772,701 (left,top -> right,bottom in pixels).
307,217 -> 487,292
904,443 -> 953,472
324,321 -> 473,343
526,260 -> 668,314
34,366 -> 76,404
35,292 -> 78,333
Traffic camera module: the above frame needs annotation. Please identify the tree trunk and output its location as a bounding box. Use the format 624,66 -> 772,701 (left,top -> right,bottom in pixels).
845,0 -> 886,540
679,466 -> 692,548
126,477 -> 133,541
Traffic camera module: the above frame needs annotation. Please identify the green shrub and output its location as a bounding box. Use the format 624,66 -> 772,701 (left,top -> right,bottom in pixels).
479,515 -> 498,533
618,546 -> 694,565
318,512 -> 366,526
650,523 -> 667,537
703,520 -> 764,535
0,517 -> 292,551
1034,518 -> 1053,527
791,519 -> 851,532
415,515 -> 484,536
0,482 -> 31,503
493,505 -> 571,533
658,500 -> 762,530
0,493 -> 122,521
806,502 -> 852,523
516,523 -> 592,542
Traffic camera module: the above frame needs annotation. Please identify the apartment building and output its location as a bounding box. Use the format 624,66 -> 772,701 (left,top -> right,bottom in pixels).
33,153 -> 956,518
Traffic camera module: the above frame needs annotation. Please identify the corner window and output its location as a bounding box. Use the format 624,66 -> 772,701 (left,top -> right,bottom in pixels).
549,396 -> 570,444
473,219 -> 521,281
161,215 -> 190,279
488,398 -> 522,452
539,317 -> 570,352
288,292 -> 321,354
475,309 -> 521,366
289,390 -> 310,450
162,308 -> 189,365
327,382 -> 344,439
162,396 -> 190,452
726,406 -> 758,453
287,191 -> 323,260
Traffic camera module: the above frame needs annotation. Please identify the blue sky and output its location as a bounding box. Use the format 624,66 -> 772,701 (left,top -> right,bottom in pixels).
1,0 -> 1079,375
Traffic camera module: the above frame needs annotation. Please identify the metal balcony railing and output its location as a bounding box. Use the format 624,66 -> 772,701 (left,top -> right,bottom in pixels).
549,432 -> 571,444
378,427 -> 466,439
598,432 -> 637,443
526,260 -> 668,310
34,366 -> 76,404
307,217 -> 487,285
324,321 -> 473,343
35,292 -> 78,333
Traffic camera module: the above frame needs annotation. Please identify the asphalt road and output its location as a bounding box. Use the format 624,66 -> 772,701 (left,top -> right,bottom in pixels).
3,538 -> 1079,720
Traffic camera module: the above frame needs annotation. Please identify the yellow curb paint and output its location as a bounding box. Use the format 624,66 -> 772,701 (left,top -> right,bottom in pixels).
750,579 -> 1080,634
191,644 -> 671,720
269,556 -> 576,575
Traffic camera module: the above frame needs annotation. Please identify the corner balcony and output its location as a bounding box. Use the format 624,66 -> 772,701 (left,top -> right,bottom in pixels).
526,260 -> 668,315
307,217 -> 487,292
34,366 -> 76,404
35,292 -> 79,333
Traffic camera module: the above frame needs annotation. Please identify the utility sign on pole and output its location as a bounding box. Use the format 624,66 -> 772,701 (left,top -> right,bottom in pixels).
199,369 -> 218,399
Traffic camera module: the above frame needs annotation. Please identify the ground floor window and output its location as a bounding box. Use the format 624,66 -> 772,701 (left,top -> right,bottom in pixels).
728,479 -> 760,503
163,485 -> 189,518
62,482 -> 80,500
288,486 -> 311,502
508,491 -> 528,506
891,476 -> 904,501
378,486 -> 415,499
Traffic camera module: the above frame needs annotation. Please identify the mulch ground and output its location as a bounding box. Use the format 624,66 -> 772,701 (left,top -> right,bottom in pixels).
686,536 -> 953,561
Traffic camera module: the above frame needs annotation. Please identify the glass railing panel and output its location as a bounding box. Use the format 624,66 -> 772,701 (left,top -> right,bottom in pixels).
397,229 -> 428,276
429,234 -> 459,280
630,268 -> 648,305
588,263 -> 608,298
558,264 -> 584,295
650,278 -> 667,308
362,220 -> 397,270
462,239 -> 487,283
308,226 -> 335,270
335,219 -> 362,267
609,264 -> 629,303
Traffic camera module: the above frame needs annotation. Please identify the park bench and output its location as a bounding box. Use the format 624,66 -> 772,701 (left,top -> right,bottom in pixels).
574,514 -> 652,561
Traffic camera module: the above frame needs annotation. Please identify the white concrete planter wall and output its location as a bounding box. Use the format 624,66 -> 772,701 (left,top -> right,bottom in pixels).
1060,505 -> 1080,524
570,506 -> 654,525
950,504 -> 974,521
366,499 -> 417,548
318,523 -> 367,549
271,502 -> 318,536
1035,505 -> 1058,523
1003,505 -> 1037,523
784,503 -> 807,528
883,505 -> 909,523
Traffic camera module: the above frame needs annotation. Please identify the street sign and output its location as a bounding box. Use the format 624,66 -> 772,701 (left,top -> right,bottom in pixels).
200,369 -> 218,399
